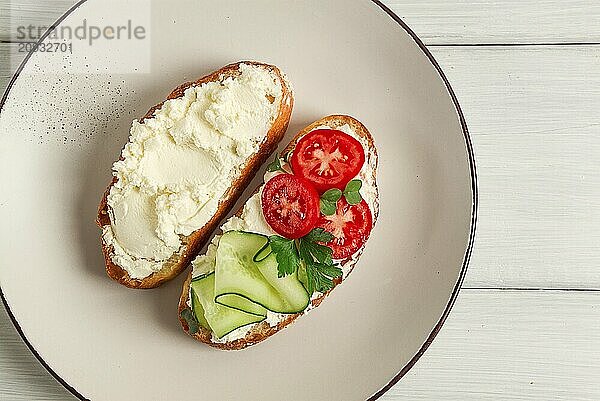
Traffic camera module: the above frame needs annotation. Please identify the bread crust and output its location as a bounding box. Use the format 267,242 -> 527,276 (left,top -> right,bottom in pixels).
178,115 -> 379,350
97,62 -> 294,289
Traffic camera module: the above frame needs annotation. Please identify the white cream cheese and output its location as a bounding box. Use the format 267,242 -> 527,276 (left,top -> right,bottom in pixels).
103,64 -> 283,279
220,190 -> 276,235
189,122 -> 378,343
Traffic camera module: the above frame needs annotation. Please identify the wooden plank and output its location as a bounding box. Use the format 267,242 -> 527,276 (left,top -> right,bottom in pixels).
1,0 -> 600,44
386,289 -> 600,400
0,43 -> 19,96
388,0 -> 600,45
0,307 -> 75,400
2,290 -> 599,400
0,0 -> 76,42
428,45 -> 600,289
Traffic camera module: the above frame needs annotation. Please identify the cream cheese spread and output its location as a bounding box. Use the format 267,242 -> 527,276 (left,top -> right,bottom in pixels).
189,122 -> 378,343
102,64 -> 283,280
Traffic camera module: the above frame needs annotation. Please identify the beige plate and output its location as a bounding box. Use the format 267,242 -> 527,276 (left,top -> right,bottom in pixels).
0,1 -> 476,400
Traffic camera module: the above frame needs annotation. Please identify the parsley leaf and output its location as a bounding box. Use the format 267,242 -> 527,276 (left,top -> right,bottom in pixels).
320,199 -> 336,216
268,228 -> 340,296
343,179 -> 363,205
180,308 -> 199,334
305,262 -> 343,295
303,227 -> 335,243
266,156 -> 283,172
299,228 -> 334,264
298,228 -> 340,295
317,262 -> 344,278
320,188 -> 342,216
269,235 -> 300,278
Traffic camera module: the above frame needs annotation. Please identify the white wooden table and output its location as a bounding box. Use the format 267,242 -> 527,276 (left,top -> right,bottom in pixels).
1,1 -> 600,400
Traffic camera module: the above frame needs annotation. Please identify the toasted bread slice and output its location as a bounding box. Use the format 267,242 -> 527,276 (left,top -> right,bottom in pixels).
97,62 -> 294,289
178,115 -> 379,350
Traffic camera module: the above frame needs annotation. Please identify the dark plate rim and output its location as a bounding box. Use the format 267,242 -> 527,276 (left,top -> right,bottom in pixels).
367,2 -> 478,398
0,1 -> 478,400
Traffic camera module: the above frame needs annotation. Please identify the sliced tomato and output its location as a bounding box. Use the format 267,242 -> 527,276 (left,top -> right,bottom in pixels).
290,129 -> 365,193
261,174 -> 320,239
316,198 -> 372,259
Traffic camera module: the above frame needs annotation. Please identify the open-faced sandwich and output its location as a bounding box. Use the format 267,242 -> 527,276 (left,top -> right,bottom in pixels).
97,62 -> 293,288
178,115 -> 379,350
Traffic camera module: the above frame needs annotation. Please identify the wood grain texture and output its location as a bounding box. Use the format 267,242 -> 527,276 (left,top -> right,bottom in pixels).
0,0 -> 76,41
428,45 -> 600,289
1,0 -> 600,44
0,43 -> 18,96
385,290 -> 600,400
388,0 -> 600,45
0,307 -> 75,400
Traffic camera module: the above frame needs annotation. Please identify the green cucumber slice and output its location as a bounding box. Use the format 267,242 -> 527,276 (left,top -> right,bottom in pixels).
255,254 -> 310,312
297,264 -> 308,290
190,273 -> 265,339
190,286 -> 211,331
216,293 -> 266,317
215,231 -> 309,314
252,240 -> 272,262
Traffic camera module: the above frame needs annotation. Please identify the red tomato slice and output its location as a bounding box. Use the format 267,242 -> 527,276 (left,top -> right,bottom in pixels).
317,198 -> 372,259
290,129 -> 365,193
261,174 -> 320,239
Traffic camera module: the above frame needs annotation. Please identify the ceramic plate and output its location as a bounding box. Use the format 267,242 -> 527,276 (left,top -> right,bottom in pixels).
0,1 -> 476,400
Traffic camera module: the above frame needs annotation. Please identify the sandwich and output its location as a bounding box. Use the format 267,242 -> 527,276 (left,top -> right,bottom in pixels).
178,115 -> 379,349
97,62 -> 293,288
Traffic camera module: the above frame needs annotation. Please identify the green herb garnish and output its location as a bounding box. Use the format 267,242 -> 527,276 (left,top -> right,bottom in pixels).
343,179 -> 363,205
269,228 -> 342,296
299,228 -> 335,264
269,235 -> 300,277
319,180 -> 364,214
180,308 -> 199,334
305,262 -> 343,295
266,156 -> 283,172
320,188 -> 342,216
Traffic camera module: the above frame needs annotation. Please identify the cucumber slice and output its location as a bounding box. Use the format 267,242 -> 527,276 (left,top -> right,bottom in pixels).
215,231 -> 309,314
190,286 -> 211,331
252,240 -> 272,262
255,254 -> 310,312
190,273 -> 265,339
297,264 -> 308,290
216,293 -> 266,317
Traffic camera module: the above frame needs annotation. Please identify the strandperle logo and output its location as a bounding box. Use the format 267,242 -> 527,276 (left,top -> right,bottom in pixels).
9,0 -> 152,74
16,19 -> 147,46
